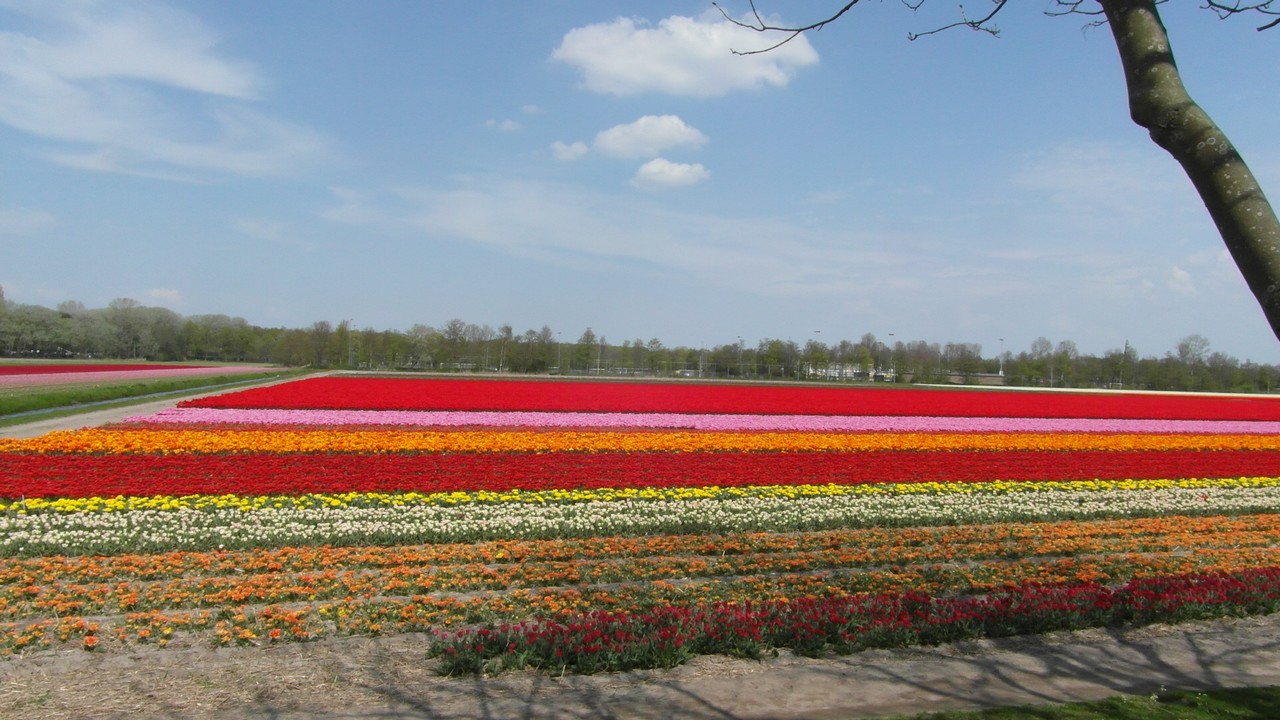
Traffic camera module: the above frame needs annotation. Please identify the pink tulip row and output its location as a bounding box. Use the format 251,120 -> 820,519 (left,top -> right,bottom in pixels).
125,407 -> 1280,434
0,366 -> 275,389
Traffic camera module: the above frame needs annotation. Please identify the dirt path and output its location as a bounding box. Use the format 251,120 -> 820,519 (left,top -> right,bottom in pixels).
3,613 -> 1280,719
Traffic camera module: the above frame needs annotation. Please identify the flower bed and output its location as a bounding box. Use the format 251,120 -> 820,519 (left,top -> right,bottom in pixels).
3,376 -> 1279,669
0,364 -> 277,389
0,364 -> 206,375
179,376 -> 1280,419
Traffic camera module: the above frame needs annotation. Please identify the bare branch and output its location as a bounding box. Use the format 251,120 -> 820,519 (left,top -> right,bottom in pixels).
716,0 -> 1018,48
1203,0 -> 1280,31
1045,1 -> 1107,19
907,0 -> 1012,40
713,0 -> 862,55
1044,1 -> 1109,33
716,0 -> 1273,54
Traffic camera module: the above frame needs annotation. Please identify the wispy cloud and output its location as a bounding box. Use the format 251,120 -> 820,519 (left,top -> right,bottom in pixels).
320,178 -> 924,297
0,0 -> 330,178
0,206 -> 55,234
144,287 -> 184,307
550,140 -> 588,161
235,217 -> 317,251
1168,266 -> 1198,296
552,12 -> 817,97
1009,140 -> 1193,233
485,118 -> 522,133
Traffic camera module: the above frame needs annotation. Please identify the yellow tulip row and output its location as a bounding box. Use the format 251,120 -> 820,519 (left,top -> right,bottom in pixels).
5,476 -> 1277,515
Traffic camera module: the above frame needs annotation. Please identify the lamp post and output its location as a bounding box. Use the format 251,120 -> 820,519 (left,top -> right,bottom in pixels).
812,330 -> 821,380
888,332 -> 895,382
346,319 -> 355,368
999,338 -> 1005,377
556,332 -> 562,375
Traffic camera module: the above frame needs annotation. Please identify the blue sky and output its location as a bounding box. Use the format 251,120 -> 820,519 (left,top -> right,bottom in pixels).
2,1 -> 1278,362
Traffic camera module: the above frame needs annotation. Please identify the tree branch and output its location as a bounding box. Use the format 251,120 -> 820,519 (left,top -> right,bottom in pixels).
1203,0 -> 1279,30
715,0 -> 1019,48
907,0 -> 1012,40
716,0 -> 1273,55
713,0 -> 862,55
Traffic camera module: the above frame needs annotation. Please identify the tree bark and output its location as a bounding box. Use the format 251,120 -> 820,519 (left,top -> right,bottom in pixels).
1100,0 -> 1280,343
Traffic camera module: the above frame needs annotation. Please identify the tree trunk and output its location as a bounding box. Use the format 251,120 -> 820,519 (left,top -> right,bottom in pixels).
1100,0 -> 1280,344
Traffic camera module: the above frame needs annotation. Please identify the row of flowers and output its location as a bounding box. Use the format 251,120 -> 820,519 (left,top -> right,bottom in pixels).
429,567 -> 1280,674
4,552 -> 1277,656
5,450 -> 1280,500
126,407 -> 1280,434
7,427 -> 1280,455
0,364 -> 276,389
9,476 -> 1276,517
5,478 -> 1278,556
179,376 -> 1280,420
9,513 -> 1271,584
5,514 -> 1274,618
0,363 -> 205,375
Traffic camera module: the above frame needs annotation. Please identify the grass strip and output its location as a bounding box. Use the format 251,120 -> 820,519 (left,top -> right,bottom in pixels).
0,370 -> 307,421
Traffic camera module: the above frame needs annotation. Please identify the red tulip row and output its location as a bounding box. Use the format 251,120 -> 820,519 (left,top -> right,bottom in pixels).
181,377 -> 1280,420
429,565 -> 1280,674
4,449 -> 1280,499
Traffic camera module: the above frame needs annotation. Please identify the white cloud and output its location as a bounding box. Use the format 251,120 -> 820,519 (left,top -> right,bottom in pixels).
551,12 -> 818,97
1169,266 -> 1198,296
145,287 -> 185,307
630,158 -> 710,190
551,140 -> 588,161
594,115 -> 707,159
486,118 -> 522,132
0,206 -> 55,234
0,1 -> 329,178
521,104 -> 542,115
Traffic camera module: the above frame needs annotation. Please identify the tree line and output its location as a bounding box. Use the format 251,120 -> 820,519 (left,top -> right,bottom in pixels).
0,288 -> 1275,393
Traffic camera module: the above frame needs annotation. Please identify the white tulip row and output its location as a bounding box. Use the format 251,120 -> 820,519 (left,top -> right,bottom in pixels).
4,483 -> 1279,556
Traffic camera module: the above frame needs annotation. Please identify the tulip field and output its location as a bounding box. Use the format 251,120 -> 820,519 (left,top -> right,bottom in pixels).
0,362 -> 277,389
3,375 -> 1280,674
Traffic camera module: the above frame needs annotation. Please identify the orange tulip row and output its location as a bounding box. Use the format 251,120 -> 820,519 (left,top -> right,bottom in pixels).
4,544 -> 1276,655
4,427 -> 1277,454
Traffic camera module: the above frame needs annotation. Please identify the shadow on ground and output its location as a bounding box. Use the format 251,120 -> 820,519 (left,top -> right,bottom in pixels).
6,613 -> 1280,720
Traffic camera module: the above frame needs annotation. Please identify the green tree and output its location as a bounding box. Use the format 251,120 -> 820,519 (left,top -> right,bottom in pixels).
944,342 -> 983,382
724,1 -> 1280,344
574,328 -> 598,373
309,321 -> 333,367
1053,340 -> 1078,387
104,298 -> 149,358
